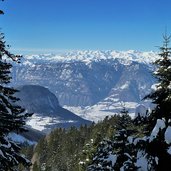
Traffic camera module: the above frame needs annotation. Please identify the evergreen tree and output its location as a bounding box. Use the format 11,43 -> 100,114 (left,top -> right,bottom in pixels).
112,35 -> 171,171
87,138 -> 115,171
119,35 -> 171,171
112,108 -> 137,171
116,107 -> 132,130
87,108 -> 138,171
145,34 -> 171,126
142,34 -> 171,170
0,5 -> 32,170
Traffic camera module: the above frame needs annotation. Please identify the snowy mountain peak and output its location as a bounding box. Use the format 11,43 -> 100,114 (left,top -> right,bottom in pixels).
23,50 -> 158,65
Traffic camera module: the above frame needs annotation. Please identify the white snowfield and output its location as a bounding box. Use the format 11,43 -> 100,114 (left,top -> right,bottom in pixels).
26,113 -> 77,132
64,102 -> 137,122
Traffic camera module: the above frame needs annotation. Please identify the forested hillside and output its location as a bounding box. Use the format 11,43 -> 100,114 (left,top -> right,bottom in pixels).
24,111 -> 144,171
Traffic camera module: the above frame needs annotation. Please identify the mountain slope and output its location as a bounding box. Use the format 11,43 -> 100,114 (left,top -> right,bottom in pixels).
15,85 -> 91,133
11,50 -> 157,121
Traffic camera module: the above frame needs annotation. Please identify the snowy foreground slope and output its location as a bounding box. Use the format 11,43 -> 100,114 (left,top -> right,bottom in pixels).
12,50 -> 158,122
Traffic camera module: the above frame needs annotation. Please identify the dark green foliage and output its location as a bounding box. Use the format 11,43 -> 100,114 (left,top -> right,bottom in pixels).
32,162 -> 40,171
29,110 -> 146,171
144,35 -> 171,127
87,108 -> 140,171
116,107 -> 133,130
30,115 -> 134,171
142,35 -> 171,170
112,109 -> 135,170
33,127 -> 83,171
116,35 -> 171,170
87,139 -> 114,171
0,32 -> 32,170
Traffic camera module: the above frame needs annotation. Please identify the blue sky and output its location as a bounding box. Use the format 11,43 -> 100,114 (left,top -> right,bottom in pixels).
0,0 -> 171,54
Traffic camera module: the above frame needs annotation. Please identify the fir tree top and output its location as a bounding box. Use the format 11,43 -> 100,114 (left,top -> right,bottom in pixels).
145,34 -> 171,126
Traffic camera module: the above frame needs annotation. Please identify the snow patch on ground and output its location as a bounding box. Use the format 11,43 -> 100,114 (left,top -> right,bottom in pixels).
136,151 -> 148,171
105,154 -> 117,167
150,119 -> 166,142
165,126 -> 171,144
135,104 -> 148,118
64,101 -> 137,122
26,113 -> 77,131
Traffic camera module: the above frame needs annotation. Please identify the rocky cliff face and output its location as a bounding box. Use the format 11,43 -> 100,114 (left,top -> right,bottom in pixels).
15,85 -> 91,132
16,85 -> 59,114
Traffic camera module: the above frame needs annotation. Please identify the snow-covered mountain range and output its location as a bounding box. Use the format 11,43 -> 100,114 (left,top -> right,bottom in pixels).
22,50 -> 157,64
11,50 -> 158,122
